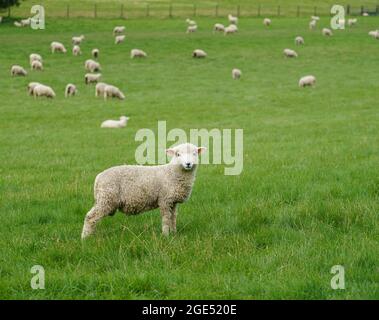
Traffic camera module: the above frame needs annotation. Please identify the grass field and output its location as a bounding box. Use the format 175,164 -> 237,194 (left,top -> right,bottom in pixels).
0,11 -> 378,299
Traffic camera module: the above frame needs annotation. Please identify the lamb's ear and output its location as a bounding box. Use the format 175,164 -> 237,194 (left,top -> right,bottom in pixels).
166,148 -> 175,157
197,147 -> 207,154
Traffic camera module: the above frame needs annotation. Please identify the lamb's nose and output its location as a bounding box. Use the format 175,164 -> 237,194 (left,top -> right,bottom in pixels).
185,162 -> 191,167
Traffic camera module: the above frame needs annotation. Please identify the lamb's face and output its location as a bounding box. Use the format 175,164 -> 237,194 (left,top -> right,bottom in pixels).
166,143 -> 206,171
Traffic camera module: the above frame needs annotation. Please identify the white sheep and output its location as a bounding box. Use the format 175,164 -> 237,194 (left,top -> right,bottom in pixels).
113,26 -> 125,35
369,30 -> 379,39
348,18 -> 357,26
322,28 -> 333,36
101,116 -> 129,128
104,85 -> 125,100
224,24 -> 238,35
309,19 -> 317,30
263,18 -> 271,26
131,49 -> 147,58
362,12 -> 369,17
299,75 -> 316,88
81,143 -> 206,239
31,60 -> 43,71
72,35 -> 85,45
85,73 -> 102,84
65,84 -> 77,97
72,45 -> 82,56
186,18 -> 196,26
232,68 -> 242,80
29,53 -> 42,64
192,49 -> 207,58
85,59 -> 101,72
33,84 -> 56,98
92,48 -> 99,59
95,82 -> 108,97
115,35 -> 125,44
283,48 -> 298,58
20,18 -> 31,27
11,65 -> 27,76
311,16 -> 320,21
14,21 -> 22,27
295,36 -> 304,45
27,82 -> 41,95
51,41 -> 67,53
213,23 -> 225,33
186,25 -> 197,33
228,14 -> 238,25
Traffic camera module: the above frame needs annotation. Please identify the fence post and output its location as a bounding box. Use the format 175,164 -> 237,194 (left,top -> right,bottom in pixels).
346,5 -> 350,16
296,6 -> 300,17
146,4 -> 149,17
193,4 -> 197,17
314,6 -> 317,16
277,5 -> 280,16
94,4 -> 97,18
237,5 -> 240,17
361,6 -> 364,15
215,4 -> 218,17
120,4 -> 124,18
258,4 -> 261,17
8,6 -> 11,18
169,4 -> 172,18
376,5 -> 379,15
66,4 -> 69,18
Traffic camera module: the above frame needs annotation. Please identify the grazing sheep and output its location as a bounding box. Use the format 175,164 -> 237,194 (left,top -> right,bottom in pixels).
14,21 -> 22,27
72,35 -> 85,45
11,65 -> 27,76
311,16 -> 320,21
72,45 -> 82,56
33,84 -> 56,98
20,18 -> 31,27
51,42 -> 67,53
295,36 -> 304,45
348,18 -> 357,26
309,19 -> 317,30
85,59 -> 101,72
81,143 -> 206,239
65,84 -> 77,97
113,26 -> 125,35
369,30 -> 379,39
92,48 -> 99,59
95,82 -> 108,97
192,49 -> 207,58
104,85 -> 125,100
224,24 -> 238,35
299,75 -> 316,88
115,35 -> 125,44
186,18 -> 196,26
362,12 -> 369,17
232,68 -> 242,80
263,18 -> 271,26
322,28 -> 333,36
283,48 -> 298,58
130,49 -> 147,59
27,82 -> 41,95
228,14 -> 238,25
186,25 -> 198,33
85,73 -> 102,84
101,116 -> 129,128
29,53 -> 42,68
213,23 -> 225,33
31,60 -> 43,71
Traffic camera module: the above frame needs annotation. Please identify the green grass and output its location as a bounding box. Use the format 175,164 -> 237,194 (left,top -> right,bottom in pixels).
0,14 -> 378,299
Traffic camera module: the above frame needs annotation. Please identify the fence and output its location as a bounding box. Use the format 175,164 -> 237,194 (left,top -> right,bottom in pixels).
1,2 -> 379,19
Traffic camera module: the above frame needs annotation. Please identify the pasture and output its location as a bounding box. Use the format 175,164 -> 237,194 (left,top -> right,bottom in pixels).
0,11 -> 378,299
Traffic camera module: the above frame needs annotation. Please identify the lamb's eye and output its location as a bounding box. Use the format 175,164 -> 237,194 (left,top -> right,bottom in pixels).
176,152 -> 180,157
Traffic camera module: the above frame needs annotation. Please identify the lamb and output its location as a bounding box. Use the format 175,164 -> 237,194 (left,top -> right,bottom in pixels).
185,18 -> 196,26
224,24 -> 238,35
81,143 -> 206,239
295,36 -> 304,45
95,82 -> 108,97
11,65 -> 27,76
263,18 -> 271,26
27,82 -> 41,95
322,28 -> 333,36
72,35 -> 85,45
131,49 -> 147,58
348,18 -> 357,26
29,53 -> 42,65
192,49 -> 207,58
311,16 -> 320,21
213,23 -> 225,33
104,84 -> 125,100
100,116 -> 129,128
309,19 -> 317,30
228,14 -> 238,25
85,73 -> 102,84
31,60 -> 43,71
283,48 -> 298,58
369,30 -> 379,39
232,68 -> 242,80
14,21 -> 22,27
65,84 -> 77,97
92,48 -> 99,59
20,18 -> 31,27
115,35 -> 125,44
72,45 -> 82,56
362,12 -> 369,17
51,41 -> 67,53
186,25 -> 197,33
33,84 -> 56,98
113,26 -> 125,35
85,59 -> 101,72
299,75 -> 316,88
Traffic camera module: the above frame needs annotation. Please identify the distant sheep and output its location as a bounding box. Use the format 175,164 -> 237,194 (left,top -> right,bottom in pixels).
104,85 -> 125,100
92,48 -> 99,59
14,21 -> 22,27
263,18 -> 271,26
311,16 -> 320,21
27,82 -> 41,95
322,28 -> 333,36
369,30 -> 379,39
295,36 -> 304,45
186,18 -> 196,26
131,49 -> 147,58
11,65 -> 27,76
232,68 -> 242,80
213,23 -> 225,33
101,116 -> 129,128
192,49 -> 207,58
309,19 -> 317,30
20,18 -> 31,27
113,26 -> 125,35
65,84 -> 77,97
299,75 -> 316,88
33,84 -> 56,98
51,42 -> 67,53
29,53 -> 42,66
31,60 -> 43,71
228,14 -> 238,25
95,82 -> 108,97
72,45 -> 82,56
72,35 -> 85,45
186,25 -> 198,33
362,12 -> 369,17
85,73 -> 102,84
348,18 -> 357,26
224,24 -> 238,35
115,35 -> 125,44
85,59 -> 101,72
283,48 -> 298,58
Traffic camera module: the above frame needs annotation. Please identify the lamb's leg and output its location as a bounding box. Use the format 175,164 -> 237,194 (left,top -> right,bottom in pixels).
81,204 -> 113,239
169,204 -> 178,233
160,206 -> 172,236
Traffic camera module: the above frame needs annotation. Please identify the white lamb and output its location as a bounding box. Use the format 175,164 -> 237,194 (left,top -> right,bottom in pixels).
72,45 -> 82,56
51,42 -> 67,53
309,19 -> 317,30
232,68 -> 242,80
299,75 -> 316,88
113,26 -> 125,35
31,60 -> 43,71
263,18 -> 271,26
311,16 -> 320,21
224,24 -> 238,35
29,53 -> 42,66
92,48 -> 99,59
72,35 -> 85,45
186,25 -> 198,33
95,82 -> 108,97
362,12 -> 369,17
14,21 -> 22,27
228,14 -> 238,25
85,73 -> 102,84
348,18 -> 357,26
192,49 -> 207,58
85,59 -> 101,72
115,35 -> 125,44
27,82 -> 41,95
186,18 -> 196,26
11,65 -> 27,76
33,84 -> 56,98
65,84 -> 77,97
20,18 -> 31,27
322,28 -> 333,36
100,116 -> 129,128
131,49 -> 147,58
81,143 -> 206,239
283,48 -> 298,58
104,85 -> 125,100
213,23 -> 225,33
295,36 -> 304,45
369,30 -> 379,39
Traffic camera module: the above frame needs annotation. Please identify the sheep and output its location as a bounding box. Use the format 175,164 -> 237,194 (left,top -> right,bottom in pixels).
72,35 -> 85,45
65,84 -> 77,97
100,116 -> 129,128
85,73 -> 102,84
95,82 -> 108,97
224,24 -> 238,35
31,60 -> 43,71
72,45 -> 82,56
131,49 -> 147,59
311,16 -> 320,21
339,19 -> 346,28
29,53 -> 42,67
11,65 -> 27,76
85,59 -> 101,73
299,75 -> 316,88
228,14 -> 238,25
362,12 -> 369,17
115,35 -> 125,44
20,18 -> 31,27
92,48 -> 99,59
309,19 -> 317,30
263,18 -> 271,26
232,68 -> 242,80
27,82 -> 41,95
51,41 -> 67,53
369,30 -> 379,39
348,18 -> 357,26
81,143 -> 206,239
295,36 -> 304,45
104,84 -> 125,100
322,28 -> 333,36
113,26 -> 125,35
33,84 -> 56,98
192,49 -> 207,58
14,21 -> 22,27
185,18 -> 196,26
213,23 -> 225,33
283,48 -> 298,58
186,25 -> 197,33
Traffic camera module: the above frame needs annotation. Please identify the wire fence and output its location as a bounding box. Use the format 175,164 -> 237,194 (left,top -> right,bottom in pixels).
1,2 -> 379,19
